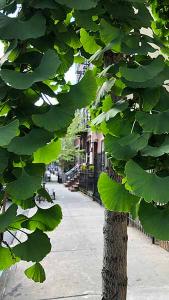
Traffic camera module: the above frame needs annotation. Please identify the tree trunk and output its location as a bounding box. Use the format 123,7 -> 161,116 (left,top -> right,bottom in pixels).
102,210 -> 128,300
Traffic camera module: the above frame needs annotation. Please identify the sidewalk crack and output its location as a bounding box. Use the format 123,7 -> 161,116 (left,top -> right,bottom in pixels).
39,293 -> 101,300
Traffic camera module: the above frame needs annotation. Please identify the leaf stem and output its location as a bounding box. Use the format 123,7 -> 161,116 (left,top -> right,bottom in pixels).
7,230 -> 22,244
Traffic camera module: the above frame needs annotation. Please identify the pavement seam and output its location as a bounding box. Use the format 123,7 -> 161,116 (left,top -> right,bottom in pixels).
39,293 -> 101,300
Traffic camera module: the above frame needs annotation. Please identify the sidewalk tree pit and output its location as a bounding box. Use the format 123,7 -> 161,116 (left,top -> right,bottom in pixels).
0,0 -> 168,297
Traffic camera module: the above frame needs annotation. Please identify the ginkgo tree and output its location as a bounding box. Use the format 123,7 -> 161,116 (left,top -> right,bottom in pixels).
0,0 -> 168,299
0,0 -> 97,283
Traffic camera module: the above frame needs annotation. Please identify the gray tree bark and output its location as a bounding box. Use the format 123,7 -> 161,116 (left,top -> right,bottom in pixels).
102,210 -> 128,300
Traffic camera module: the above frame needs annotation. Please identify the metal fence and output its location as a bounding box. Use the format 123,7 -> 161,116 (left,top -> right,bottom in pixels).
79,160 -> 169,253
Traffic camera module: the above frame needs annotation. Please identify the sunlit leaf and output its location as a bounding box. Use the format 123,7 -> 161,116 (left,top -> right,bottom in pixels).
0,247 -> 20,270
80,29 -> 101,54
98,172 -> 139,212
25,263 -> 46,283
33,140 -> 61,164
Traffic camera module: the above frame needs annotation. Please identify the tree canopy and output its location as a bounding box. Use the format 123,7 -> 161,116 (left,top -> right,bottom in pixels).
0,0 -> 168,282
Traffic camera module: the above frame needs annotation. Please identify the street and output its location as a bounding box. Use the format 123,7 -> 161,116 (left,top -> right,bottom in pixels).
1,181 -> 169,300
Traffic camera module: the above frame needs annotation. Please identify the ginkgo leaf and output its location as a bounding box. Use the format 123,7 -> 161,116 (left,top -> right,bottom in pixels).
141,88 -> 160,112
105,133 -> 149,160
0,120 -> 19,146
139,200 -> 169,240
0,204 -> 17,233
33,70 -> 97,131
0,247 -> 20,270
0,148 -> 8,172
23,205 -> 62,231
13,229 -> 51,262
24,263 -> 46,283
120,56 -> 165,82
8,128 -> 53,155
100,19 -> 121,45
0,13 -> 46,40
141,136 -> 169,157
136,111 -> 169,134
33,140 -> 61,164
80,29 -> 101,54
54,0 -> 99,10
92,101 -> 128,125
1,50 -> 60,90
98,172 -> 139,212
9,215 -> 28,230
7,169 -> 42,200
125,160 -> 169,203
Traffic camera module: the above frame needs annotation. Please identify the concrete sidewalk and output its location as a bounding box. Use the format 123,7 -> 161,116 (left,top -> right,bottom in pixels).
1,183 -> 169,300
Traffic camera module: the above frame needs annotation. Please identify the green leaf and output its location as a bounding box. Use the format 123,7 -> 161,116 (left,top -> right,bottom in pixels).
13,229 -> 51,262
74,10 -> 98,32
0,148 -> 8,172
0,204 -> 17,233
0,13 -> 46,40
105,133 -> 149,160
23,205 -> 62,232
123,66 -> 169,88
58,49 -> 74,75
139,201 -> 169,240
98,172 -> 139,212
12,198 -> 36,210
136,111 -> 169,134
24,263 -> 46,283
92,101 -> 128,126
154,87 -> 169,112
33,139 -> 61,164
8,128 -> 53,155
33,70 -> 97,131
54,0 -> 99,10
30,0 -> 57,9
0,120 -> 19,147
9,215 -> 28,230
0,0 -> 6,10
1,50 -> 60,90
120,57 -> 165,82
102,95 -> 112,112
141,88 -> 160,112
80,29 -> 101,54
122,35 -> 155,55
37,188 -> 53,203
7,169 -> 42,201
106,116 -> 132,137
0,40 -> 17,67
125,160 -> 169,204
0,247 -> 20,270
100,19 -> 121,45
141,136 -> 169,157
